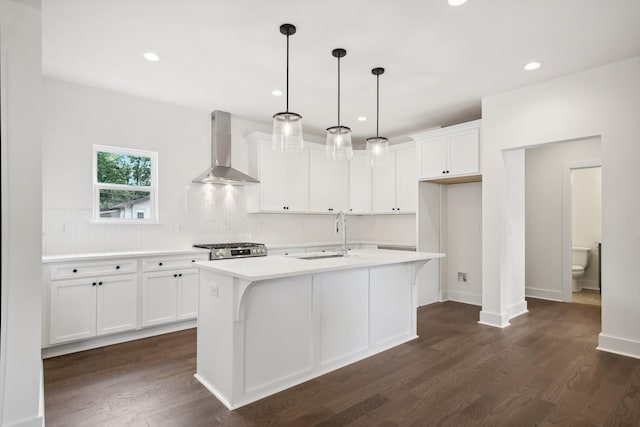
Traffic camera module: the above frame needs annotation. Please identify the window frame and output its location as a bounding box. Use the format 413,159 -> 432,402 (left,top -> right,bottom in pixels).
92,144 -> 159,224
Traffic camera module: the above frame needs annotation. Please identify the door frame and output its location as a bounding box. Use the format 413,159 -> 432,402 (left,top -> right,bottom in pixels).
561,159 -> 602,302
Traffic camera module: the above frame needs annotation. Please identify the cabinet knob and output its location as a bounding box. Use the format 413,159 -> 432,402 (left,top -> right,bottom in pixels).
349,209 -> 353,212
178,273 -> 182,277
72,269 -> 78,273
92,282 -> 96,286
173,274 -> 178,278
159,262 -> 163,266
116,265 -> 120,269
191,259 -> 195,262
442,170 -> 446,174
392,208 -> 396,211
98,281 -> 103,286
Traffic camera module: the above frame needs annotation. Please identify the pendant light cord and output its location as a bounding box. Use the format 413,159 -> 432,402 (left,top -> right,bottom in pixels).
286,33 -> 290,113
376,74 -> 380,137
337,56 -> 341,127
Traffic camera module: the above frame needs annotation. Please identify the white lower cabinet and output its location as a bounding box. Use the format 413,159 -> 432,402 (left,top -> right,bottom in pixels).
142,268 -> 198,327
49,273 -> 137,344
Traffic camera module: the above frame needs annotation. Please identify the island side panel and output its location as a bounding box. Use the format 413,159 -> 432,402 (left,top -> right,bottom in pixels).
370,263 -> 415,347
243,276 -> 314,395
314,269 -> 370,366
196,269 -> 236,407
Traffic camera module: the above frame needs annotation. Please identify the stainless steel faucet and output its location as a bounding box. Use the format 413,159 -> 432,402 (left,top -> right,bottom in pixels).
335,211 -> 348,256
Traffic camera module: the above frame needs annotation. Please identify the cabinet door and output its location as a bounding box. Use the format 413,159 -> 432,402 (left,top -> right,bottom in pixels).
447,129 -> 479,176
259,143 -> 309,212
372,151 -> 396,213
50,278 -> 96,344
395,147 -> 417,213
141,272 -> 178,327
178,269 -> 198,320
96,274 -> 138,336
309,149 -> 348,213
348,152 -> 372,214
419,136 -> 448,179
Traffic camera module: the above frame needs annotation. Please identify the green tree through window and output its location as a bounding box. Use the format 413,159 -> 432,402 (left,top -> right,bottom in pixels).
94,146 -> 157,221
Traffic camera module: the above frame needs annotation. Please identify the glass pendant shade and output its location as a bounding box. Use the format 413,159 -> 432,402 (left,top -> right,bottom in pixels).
366,136 -> 389,166
326,125 -> 353,160
366,67 -> 389,167
273,23 -> 303,152
326,48 -> 352,161
272,112 -> 303,152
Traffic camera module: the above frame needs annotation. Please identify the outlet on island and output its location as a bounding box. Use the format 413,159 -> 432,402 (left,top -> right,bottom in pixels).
457,272 -> 468,283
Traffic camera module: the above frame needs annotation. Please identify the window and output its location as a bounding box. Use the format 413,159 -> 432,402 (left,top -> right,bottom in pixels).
93,145 -> 158,222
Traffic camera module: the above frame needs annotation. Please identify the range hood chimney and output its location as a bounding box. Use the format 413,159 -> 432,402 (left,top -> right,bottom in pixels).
192,111 -> 259,185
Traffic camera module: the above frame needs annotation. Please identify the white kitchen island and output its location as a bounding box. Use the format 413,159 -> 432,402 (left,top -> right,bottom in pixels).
194,248 -> 444,410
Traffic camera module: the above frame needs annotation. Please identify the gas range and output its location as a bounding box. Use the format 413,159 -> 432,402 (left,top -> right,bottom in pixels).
193,242 -> 268,260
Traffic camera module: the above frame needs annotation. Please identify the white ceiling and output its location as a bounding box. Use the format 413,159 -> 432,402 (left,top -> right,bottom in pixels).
42,0 -> 640,143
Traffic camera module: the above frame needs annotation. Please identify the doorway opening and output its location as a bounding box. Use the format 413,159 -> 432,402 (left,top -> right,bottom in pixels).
566,164 -> 602,306
523,136 -> 602,306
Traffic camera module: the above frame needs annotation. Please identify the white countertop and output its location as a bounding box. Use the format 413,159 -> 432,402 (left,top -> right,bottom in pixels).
42,248 -> 210,263
195,248 -> 444,281
265,240 -> 415,250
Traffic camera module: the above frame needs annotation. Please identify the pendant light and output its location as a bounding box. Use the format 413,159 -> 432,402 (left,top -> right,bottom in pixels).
366,67 -> 389,166
325,48 -> 353,160
272,24 -> 304,152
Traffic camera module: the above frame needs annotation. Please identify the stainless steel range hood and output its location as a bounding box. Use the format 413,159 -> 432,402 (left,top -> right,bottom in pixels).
192,111 -> 259,185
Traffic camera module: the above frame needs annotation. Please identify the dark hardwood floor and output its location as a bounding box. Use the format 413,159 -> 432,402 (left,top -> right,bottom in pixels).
43,299 -> 640,426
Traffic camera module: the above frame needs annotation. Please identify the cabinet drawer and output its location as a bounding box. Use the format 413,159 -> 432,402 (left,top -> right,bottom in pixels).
141,254 -> 209,272
50,259 -> 137,280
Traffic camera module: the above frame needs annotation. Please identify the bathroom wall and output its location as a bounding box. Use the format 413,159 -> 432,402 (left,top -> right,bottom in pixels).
524,137 -> 601,300
572,167 -> 602,289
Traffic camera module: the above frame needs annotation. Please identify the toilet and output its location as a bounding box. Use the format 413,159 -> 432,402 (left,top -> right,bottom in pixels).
572,246 -> 591,292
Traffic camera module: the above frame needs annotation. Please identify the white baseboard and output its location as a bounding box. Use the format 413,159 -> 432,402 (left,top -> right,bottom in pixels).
478,310 -> 510,328
4,416 -> 44,427
446,289 -> 482,306
525,287 -> 564,302
579,279 -> 599,291
41,320 -> 196,358
597,333 -> 640,360
507,300 -> 528,319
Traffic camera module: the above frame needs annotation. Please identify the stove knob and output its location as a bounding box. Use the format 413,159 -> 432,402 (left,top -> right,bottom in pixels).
215,249 -> 223,257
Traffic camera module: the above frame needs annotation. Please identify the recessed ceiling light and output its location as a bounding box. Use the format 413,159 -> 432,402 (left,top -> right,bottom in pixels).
524,61 -> 541,71
448,0 -> 467,6
357,116 -> 367,122
143,52 -> 160,62
272,89 -> 283,97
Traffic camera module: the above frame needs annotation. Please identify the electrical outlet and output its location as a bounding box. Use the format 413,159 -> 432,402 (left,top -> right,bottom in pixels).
457,272 -> 468,283
209,283 -> 219,297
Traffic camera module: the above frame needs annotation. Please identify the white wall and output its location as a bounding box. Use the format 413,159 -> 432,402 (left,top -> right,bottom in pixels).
349,214 -> 416,246
572,166 -> 602,288
0,0 -> 44,426
482,56 -> 640,359
524,138 -> 601,300
441,182 -> 482,306
42,79 -> 415,255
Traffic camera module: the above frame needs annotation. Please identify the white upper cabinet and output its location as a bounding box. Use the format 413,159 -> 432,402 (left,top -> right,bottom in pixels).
372,151 -> 397,213
348,152 -> 372,214
395,146 -> 417,213
309,148 -> 348,213
247,133 -> 310,213
371,145 -> 417,214
412,120 -> 481,181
